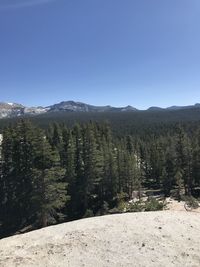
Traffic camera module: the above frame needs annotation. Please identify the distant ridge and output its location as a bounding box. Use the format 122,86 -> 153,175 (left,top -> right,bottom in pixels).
0,101 -> 138,119
166,103 -> 200,110
147,106 -> 164,111
0,101 -> 200,119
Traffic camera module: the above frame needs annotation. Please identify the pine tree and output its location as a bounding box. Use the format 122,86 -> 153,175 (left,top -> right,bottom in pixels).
69,124 -> 85,219
162,140 -> 177,196
176,127 -> 193,195
31,129 -> 68,228
0,127 -> 15,232
175,169 -> 184,200
82,123 -> 103,215
191,129 -> 200,189
0,121 -> 38,232
101,137 -> 118,205
62,129 -> 76,219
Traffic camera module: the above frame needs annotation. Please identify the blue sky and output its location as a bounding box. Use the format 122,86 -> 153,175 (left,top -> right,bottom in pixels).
0,0 -> 200,109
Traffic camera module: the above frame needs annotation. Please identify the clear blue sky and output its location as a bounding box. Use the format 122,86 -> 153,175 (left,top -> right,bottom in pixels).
0,0 -> 200,109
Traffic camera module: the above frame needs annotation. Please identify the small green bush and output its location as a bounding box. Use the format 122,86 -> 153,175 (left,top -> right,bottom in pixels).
144,198 -> 165,211
108,197 -> 165,215
128,201 -> 144,212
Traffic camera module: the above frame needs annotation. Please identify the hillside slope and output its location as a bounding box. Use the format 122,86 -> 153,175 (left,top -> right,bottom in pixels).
0,212 -> 200,267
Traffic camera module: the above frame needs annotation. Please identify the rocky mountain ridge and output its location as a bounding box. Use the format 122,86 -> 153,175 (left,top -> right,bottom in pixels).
0,101 -> 138,119
0,101 -> 200,119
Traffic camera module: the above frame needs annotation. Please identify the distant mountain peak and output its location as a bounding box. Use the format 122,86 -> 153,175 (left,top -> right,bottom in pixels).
166,104 -> 200,110
194,103 -> 200,107
0,100 -> 200,119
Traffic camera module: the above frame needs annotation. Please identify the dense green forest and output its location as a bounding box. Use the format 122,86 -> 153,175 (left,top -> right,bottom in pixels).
1,108 -> 200,137
1,112 -> 200,238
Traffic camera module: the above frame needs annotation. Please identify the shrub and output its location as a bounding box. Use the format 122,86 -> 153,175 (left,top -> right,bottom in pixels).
144,198 -> 165,211
128,201 -> 144,212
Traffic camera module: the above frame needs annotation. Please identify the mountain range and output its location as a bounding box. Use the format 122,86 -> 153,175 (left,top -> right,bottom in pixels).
0,101 -> 200,119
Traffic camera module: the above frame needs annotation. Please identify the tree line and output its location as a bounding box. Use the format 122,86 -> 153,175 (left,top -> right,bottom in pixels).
0,120 -> 141,237
0,119 -> 200,237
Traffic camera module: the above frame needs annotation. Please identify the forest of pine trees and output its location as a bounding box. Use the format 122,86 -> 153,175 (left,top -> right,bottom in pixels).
0,119 -> 200,237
